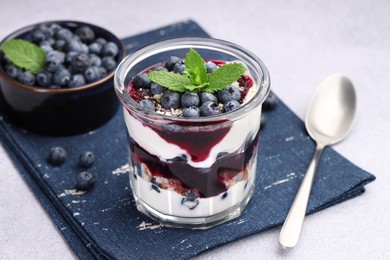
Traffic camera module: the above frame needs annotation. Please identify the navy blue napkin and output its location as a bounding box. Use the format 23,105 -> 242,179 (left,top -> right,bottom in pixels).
0,20 -> 375,259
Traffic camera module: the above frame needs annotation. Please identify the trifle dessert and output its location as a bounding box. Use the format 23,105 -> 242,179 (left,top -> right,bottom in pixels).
114,38 -> 270,229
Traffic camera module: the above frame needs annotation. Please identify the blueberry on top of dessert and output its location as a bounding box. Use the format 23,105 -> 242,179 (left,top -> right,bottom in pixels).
128,48 -> 254,118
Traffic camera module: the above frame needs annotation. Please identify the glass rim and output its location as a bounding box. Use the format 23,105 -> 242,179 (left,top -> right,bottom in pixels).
114,37 -> 270,122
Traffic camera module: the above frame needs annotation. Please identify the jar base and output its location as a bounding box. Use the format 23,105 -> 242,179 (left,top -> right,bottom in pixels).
133,184 -> 255,230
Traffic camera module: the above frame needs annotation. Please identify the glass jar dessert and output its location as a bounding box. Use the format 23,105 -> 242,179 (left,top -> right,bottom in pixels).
114,37 -> 270,229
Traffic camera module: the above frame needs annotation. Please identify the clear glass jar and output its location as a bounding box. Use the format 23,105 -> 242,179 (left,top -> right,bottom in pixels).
114,37 -> 270,229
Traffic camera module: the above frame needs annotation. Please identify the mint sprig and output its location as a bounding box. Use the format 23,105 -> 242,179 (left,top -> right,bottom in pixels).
0,39 -> 46,74
183,48 -> 208,86
148,48 -> 246,93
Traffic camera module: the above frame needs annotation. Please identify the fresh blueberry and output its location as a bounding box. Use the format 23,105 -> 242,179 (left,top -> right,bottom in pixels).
53,68 -> 71,86
84,66 -> 100,83
48,146 -> 66,166
65,51 -> 78,64
181,192 -> 199,210
95,37 -> 107,46
200,92 -> 218,104
132,73 -> 151,89
70,53 -> 90,72
97,67 -> 107,78
181,92 -> 200,107
66,39 -> 88,53
17,71 -> 35,85
30,28 -> 47,43
88,42 -> 102,55
47,38 -> 56,46
55,28 -> 73,41
34,24 -> 52,39
161,90 -> 181,109
262,92 -> 278,110
76,171 -> 95,191
48,23 -> 62,36
45,51 -> 65,73
217,85 -> 241,103
88,54 -> 102,67
173,63 -> 185,74
36,70 -> 53,87
5,64 -> 21,79
139,99 -> 155,111
101,42 -> 118,57
68,74 -> 86,88
224,100 -> 241,112
45,56 -> 62,73
80,43 -> 89,53
53,40 -> 66,51
200,101 -> 221,117
47,37 -> 56,45
150,82 -> 167,95
101,56 -> 116,71
47,50 -> 65,63
71,35 -> 81,42
183,106 -> 200,118
75,26 -> 95,44
206,61 -> 218,73
78,151 -> 95,168
37,24 -> 50,33
165,56 -> 181,71
39,41 -> 53,52
221,192 -> 228,199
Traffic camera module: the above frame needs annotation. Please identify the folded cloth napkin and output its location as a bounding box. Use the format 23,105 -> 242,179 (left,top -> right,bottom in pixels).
0,20 -> 375,259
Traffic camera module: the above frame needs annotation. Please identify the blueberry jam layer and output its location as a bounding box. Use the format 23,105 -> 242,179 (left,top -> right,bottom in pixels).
128,131 -> 260,198
153,122 -> 230,162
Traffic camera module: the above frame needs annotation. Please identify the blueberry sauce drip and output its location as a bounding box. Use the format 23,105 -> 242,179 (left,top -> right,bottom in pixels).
128,131 -> 260,198
153,123 -> 230,162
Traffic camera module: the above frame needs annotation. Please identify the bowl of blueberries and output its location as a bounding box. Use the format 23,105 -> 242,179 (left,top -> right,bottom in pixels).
0,20 -> 126,135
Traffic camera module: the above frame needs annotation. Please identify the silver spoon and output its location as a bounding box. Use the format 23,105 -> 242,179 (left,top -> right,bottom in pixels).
279,74 -> 356,249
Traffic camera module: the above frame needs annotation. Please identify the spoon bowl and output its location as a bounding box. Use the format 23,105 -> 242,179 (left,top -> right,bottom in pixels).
279,74 -> 356,249
306,74 -> 356,145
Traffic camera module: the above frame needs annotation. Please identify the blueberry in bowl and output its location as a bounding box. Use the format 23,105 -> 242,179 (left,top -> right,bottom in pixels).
0,20 -> 126,135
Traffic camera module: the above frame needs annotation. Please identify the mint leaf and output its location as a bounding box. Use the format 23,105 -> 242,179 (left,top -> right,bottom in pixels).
147,49 -> 247,94
184,82 -> 209,92
0,39 -> 46,74
184,48 -> 207,85
148,70 -> 194,92
206,63 -> 246,92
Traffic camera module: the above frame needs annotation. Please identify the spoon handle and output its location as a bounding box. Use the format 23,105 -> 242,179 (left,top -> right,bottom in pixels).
279,142 -> 325,249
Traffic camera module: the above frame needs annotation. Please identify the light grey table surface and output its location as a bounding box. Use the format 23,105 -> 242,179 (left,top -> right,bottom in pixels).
0,0 -> 389,259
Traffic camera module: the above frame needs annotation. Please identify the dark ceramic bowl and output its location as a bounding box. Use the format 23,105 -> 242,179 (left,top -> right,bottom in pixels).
0,20 -> 126,136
